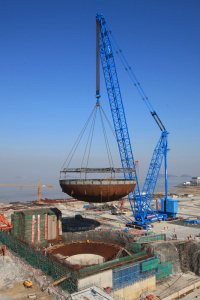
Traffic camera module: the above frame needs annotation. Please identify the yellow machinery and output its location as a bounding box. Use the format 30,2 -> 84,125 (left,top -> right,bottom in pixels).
23,280 -> 33,288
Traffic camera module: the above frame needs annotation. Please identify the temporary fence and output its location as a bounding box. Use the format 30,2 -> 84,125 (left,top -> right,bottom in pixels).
0,231 -> 77,293
156,261 -> 172,280
141,257 -> 159,272
131,242 -> 142,253
112,256 -> 172,290
131,234 -> 166,254
137,234 -> 166,243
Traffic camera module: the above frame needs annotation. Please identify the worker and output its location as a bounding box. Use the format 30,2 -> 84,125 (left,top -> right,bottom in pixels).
0,245 -> 6,256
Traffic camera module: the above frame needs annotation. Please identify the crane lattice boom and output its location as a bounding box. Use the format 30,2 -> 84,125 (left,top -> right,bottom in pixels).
96,14 -> 140,214
96,14 -> 168,227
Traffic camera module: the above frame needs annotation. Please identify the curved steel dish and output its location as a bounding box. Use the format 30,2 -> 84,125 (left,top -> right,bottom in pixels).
59,179 -> 136,203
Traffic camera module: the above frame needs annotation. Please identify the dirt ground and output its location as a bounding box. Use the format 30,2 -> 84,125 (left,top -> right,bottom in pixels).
155,273 -> 200,300
0,282 -> 53,300
0,250 -> 56,300
1,184 -> 200,300
170,185 -> 200,196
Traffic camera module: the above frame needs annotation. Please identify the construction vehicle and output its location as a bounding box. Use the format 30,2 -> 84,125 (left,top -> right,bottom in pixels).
0,177 -> 53,202
96,14 -> 177,228
145,294 -> 160,300
23,280 -> 33,288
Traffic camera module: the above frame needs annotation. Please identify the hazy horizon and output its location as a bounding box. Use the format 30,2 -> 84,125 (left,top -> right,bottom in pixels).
0,174 -> 191,203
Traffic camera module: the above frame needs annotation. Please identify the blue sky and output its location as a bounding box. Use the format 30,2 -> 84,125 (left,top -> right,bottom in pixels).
0,0 -> 200,188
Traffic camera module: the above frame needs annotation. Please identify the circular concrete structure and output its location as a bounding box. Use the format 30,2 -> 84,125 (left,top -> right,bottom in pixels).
62,216 -> 100,232
66,254 -> 105,266
59,179 -> 136,203
48,241 -> 126,269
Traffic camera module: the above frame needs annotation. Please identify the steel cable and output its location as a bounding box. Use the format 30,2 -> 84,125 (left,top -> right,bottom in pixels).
99,106 -> 115,171
61,105 -> 97,170
85,107 -> 98,172
108,30 -> 154,113
100,105 -> 116,139
80,107 -> 97,170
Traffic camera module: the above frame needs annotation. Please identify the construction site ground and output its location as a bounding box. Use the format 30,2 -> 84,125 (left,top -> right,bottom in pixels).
0,185 -> 200,299
155,273 -> 200,300
0,282 -> 53,300
0,250 -> 56,300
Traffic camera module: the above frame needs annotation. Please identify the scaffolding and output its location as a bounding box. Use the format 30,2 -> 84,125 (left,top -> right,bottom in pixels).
136,233 -> 166,243
0,231 -> 78,293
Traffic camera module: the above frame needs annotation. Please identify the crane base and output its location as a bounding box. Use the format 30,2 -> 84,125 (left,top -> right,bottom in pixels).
126,213 -> 168,230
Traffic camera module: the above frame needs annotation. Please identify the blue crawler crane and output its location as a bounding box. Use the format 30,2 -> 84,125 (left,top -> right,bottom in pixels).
96,14 -> 178,228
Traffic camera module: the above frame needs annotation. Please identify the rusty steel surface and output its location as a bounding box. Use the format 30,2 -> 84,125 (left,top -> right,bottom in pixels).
59,179 -> 136,203
49,241 -> 122,261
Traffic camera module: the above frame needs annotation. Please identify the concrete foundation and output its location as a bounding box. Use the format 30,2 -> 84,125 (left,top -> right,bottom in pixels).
78,269 -> 113,290
112,276 -> 156,300
145,241 -> 181,274
156,273 -> 200,300
66,254 -> 104,266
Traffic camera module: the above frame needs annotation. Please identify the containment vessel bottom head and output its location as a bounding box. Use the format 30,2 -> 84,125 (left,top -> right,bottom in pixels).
59,179 -> 136,203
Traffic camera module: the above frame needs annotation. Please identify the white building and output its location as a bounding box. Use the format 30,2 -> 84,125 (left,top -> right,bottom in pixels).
191,177 -> 200,185
183,181 -> 191,186
70,286 -> 115,300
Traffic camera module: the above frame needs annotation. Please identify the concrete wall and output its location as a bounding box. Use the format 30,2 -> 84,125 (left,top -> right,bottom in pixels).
145,242 -> 181,274
112,276 -> 156,300
62,230 -> 136,248
176,241 -> 200,275
78,269 -> 112,290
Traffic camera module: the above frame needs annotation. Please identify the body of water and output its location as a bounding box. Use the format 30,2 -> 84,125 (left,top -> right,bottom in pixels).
0,176 -> 190,203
